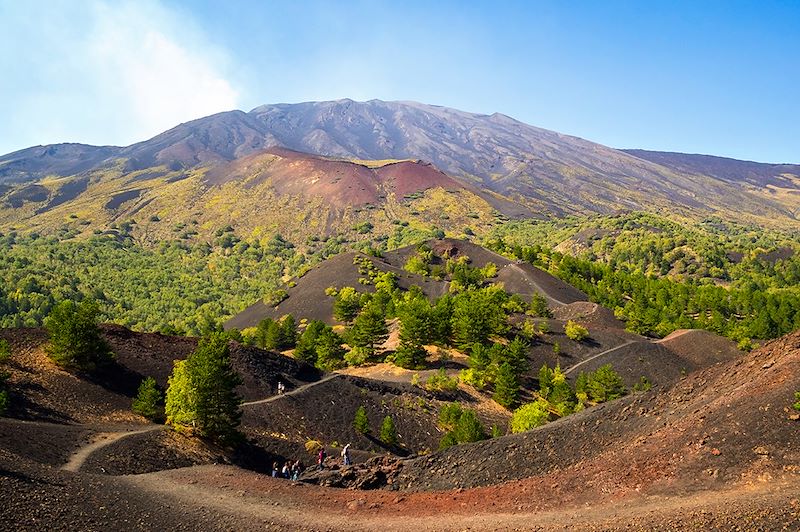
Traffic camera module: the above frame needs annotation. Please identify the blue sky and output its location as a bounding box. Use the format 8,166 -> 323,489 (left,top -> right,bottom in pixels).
1,0 -> 798,162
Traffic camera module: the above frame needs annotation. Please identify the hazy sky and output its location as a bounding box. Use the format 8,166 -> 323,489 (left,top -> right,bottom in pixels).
1,0 -> 798,162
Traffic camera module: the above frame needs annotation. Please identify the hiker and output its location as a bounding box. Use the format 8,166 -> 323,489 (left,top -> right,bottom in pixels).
291,460 -> 302,481
277,381 -> 284,395
271,461 -> 279,478
317,447 -> 327,470
341,443 -> 351,466
281,462 -> 291,479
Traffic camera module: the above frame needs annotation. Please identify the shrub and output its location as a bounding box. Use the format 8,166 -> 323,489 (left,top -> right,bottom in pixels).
565,320 -> 589,341
510,400 -> 551,433
632,376 -> 653,392
794,391 -> 800,411
45,300 -> 113,371
404,255 -> 430,276
353,406 -> 369,434
453,410 -> 487,444
0,339 -> 9,363
458,368 -> 487,390
424,368 -> 458,392
0,390 -> 8,416
438,403 -> 463,431
305,439 -> 323,455
344,346 -> 370,366
380,415 -> 398,446
529,294 -> 552,318
132,376 -> 163,421
438,404 -> 487,449
394,340 -> 427,369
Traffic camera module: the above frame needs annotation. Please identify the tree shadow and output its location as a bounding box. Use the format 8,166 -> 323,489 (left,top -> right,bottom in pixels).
364,433 -> 411,457
81,361 -> 145,398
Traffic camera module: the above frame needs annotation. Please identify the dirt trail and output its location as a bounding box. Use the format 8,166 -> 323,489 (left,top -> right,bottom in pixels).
61,425 -> 163,473
503,263 -> 570,306
654,329 -> 695,343
123,465 -> 800,531
564,339 -> 637,375
241,374 -> 340,407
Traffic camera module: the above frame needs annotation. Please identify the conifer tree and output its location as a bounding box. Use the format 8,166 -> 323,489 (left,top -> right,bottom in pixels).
353,405 -> 369,434
380,415 -> 398,446
493,362 -> 519,409
315,328 -> 346,370
44,299 -> 113,371
132,376 -> 162,421
294,320 -> 326,364
349,304 -> 388,356
165,333 -> 242,443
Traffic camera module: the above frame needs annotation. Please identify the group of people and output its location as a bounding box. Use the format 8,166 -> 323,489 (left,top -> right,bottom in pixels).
272,460 -> 303,481
270,444 -> 352,481
276,381 -> 286,395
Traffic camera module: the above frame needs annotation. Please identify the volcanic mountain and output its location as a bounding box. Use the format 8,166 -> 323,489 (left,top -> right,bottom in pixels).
1,100 -> 799,239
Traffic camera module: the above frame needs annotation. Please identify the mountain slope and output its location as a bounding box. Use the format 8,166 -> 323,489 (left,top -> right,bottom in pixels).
1,100 -> 799,232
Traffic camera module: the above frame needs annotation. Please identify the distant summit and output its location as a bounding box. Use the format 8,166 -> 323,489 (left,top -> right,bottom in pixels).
1,99 -> 799,230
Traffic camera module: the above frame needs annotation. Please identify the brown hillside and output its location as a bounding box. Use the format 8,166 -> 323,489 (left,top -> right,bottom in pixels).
226,238 -> 588,329
205,147 -> 466,211
359,329 -> 800,493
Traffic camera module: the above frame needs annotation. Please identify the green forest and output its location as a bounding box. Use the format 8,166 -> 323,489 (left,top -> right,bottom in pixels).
1,211 -> 799,344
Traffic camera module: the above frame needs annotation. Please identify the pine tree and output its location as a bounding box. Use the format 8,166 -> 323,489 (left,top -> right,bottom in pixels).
394,339 -> 427,369
333,287 -> 362,323
279,315 -> 297,348
380,415 -> 398,446
538,364 -> 553,399
493,362 -> 519,409
453,409 -> 487,443
315,328 -> 346,371
165,333 -> 242,444
349,305 -> 388,356
353,405 -> 369,434
44,299 -> 113,371
586,364 -> 626,403
132,376 -> 162,421
294,320 -> 326,364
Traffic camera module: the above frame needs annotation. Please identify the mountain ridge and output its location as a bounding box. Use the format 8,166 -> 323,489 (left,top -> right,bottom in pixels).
1,99 -> 799,232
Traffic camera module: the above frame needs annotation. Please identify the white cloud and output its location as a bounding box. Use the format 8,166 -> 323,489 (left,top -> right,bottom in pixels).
86,1 -> 239,140
0,0 -> 240,153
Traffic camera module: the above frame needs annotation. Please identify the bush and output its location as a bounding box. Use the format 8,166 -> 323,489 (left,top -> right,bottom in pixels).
424,368 -> 458,392
458,368 -> 487,390
380,415 -> 397,446
0,390 -> 8,416
510,400 -> 551,433
44,300 -> 113,371
353,405 -> 369,434
305,439 -> 323,455
0,339 -> 9,363
394,340 -> 427,369
529,294 -> 552,318
632,376 -> 653,392
794,391 -> 800,411
438,403 -> 487,449
132,377 -> 163,421
564,320 -> 589,341
344,346 -> 370,366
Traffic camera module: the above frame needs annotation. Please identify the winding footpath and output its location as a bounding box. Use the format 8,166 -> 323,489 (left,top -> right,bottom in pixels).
61,425 -> 163,473
241,374 -> 341,407
564,339 -> 638,376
